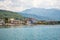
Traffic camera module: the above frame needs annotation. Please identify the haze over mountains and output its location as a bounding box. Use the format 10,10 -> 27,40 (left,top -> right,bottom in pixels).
20,8 -> 60,21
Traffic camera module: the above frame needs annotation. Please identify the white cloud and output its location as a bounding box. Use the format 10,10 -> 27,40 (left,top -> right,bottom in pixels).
0,0 -> 60,12
0,0 -> 33,11
0,0 -> 13,10
32,0 -> 60,9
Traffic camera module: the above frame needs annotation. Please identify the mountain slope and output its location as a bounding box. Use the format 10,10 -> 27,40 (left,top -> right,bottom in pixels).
21,8 -> 60,21
0,10 -> 24,19
19,13 -> 52,20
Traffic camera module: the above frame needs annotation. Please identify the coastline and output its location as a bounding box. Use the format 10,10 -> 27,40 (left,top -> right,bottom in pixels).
0,23 -> 60,28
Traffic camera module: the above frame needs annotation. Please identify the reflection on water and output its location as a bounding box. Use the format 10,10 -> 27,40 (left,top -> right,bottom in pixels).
0,25 -> 60,28
0,25 -> 60,40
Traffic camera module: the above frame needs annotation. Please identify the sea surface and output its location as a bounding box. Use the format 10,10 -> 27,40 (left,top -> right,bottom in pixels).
0,25 -> 60,40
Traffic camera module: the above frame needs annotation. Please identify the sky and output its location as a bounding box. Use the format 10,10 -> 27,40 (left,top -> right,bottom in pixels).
0,0 -> 60,12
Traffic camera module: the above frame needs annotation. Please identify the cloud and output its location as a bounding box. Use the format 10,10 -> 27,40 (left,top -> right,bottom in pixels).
0,0 -> 60,12
0,0 -> 13,10
32,0 -> 60,9
0,0 -> 5,1
0,0 -> 33,12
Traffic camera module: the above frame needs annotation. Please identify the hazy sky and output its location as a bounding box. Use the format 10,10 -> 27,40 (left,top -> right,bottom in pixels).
0,0 -> 60,12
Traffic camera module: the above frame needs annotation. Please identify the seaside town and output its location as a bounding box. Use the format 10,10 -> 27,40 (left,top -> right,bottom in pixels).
0,10 -> 60,27
0,18 -> 60,26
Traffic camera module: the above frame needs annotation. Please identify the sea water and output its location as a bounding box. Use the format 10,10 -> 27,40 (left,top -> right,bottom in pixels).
0,25 -> 60,40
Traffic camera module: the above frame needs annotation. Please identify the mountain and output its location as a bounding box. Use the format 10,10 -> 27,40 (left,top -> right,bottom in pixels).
21,8 -> 60,21
19,13 -> 52,21
0,10 -> 24,20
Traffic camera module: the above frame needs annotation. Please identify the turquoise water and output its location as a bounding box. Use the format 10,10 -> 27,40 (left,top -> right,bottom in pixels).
0,25 -> 60,40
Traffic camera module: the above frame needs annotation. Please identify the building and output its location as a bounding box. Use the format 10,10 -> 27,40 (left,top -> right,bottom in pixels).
0,19 -> 5,25
24,18 -> 37,25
